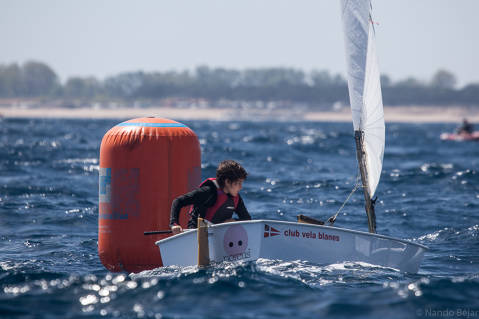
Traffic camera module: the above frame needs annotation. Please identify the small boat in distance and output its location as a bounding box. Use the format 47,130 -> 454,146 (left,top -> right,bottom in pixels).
441,118 -> 479,141
155,0 -> 428,273
440,132 -> 479,141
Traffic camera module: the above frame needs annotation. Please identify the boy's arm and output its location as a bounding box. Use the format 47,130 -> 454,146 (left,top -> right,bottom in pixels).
235,196 -> 251,221
169,186 -> 214,227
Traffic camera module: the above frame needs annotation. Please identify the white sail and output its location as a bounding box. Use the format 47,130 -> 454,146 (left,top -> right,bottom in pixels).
341,0 -> 385,197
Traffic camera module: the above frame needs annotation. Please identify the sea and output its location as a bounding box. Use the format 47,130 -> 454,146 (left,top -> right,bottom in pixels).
0,117 -> 478,319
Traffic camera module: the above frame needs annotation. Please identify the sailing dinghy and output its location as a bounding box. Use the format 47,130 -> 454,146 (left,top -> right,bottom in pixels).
155,0 -> 427,273
158,219 -> 426,273
440,131 -> 479,141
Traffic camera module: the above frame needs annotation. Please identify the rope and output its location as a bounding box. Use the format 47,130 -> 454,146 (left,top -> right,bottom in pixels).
327,175 -> 362,225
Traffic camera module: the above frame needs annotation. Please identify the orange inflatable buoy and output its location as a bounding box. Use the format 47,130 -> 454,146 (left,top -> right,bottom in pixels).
98,117 -> 201,272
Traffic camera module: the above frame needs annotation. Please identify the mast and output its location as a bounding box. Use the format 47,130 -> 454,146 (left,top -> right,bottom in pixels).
341,0 -> 384,234
354,131 -> 376,233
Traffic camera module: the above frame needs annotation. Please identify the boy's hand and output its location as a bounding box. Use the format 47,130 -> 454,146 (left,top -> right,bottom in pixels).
171,225 -> 182,235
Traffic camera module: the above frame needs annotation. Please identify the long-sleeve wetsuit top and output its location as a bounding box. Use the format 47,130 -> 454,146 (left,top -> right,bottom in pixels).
169,179 -> 251,229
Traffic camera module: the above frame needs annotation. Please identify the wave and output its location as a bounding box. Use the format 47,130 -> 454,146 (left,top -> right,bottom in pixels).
414,224 -> 479,244
2,259 -> 478,318
132,258 -> 402,289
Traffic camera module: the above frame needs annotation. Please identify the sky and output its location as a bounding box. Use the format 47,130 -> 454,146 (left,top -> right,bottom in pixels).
1,0 -> 478,87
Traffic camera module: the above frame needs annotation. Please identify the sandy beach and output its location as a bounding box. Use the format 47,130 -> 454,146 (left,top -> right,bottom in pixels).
1,105 -> 479,123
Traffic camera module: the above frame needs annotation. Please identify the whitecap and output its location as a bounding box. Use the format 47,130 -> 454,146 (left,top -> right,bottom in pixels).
417,228 -> 447,242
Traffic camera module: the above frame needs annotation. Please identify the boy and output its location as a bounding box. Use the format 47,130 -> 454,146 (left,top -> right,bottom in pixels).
169,160 -> 251,234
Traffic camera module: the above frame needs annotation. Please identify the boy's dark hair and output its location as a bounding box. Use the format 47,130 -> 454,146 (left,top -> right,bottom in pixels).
216,160 -> 248,189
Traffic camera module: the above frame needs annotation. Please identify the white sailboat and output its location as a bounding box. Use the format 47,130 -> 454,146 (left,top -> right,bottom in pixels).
155,0 -> 427,273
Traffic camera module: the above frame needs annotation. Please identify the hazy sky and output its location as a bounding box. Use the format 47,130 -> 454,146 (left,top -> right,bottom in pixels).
1,0 -> 478,86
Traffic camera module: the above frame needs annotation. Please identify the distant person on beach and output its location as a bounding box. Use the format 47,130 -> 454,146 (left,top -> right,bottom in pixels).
169,160 -> 251,234
457,118 -> 474,134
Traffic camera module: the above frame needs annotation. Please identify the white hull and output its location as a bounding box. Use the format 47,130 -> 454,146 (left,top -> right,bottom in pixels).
156,220 -> 427,273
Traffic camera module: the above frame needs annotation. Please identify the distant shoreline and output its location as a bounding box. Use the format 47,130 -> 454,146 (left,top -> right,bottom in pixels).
1,106 -> 479,123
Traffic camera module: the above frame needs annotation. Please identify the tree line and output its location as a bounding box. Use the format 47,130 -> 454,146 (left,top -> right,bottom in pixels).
0,61 -> 478,107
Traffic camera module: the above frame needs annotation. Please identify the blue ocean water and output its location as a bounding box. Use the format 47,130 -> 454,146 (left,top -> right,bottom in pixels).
0,117 -> 478,319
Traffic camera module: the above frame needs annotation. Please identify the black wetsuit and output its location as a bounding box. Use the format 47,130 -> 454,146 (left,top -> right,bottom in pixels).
459,123 -> 474,134
169,179 -> 251,229
457,121 -> 474,134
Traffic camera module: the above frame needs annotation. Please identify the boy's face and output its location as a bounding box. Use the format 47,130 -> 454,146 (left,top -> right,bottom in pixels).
224,179 -> 244,197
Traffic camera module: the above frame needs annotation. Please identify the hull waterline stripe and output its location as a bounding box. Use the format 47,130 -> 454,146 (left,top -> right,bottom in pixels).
117,123 -> 187,128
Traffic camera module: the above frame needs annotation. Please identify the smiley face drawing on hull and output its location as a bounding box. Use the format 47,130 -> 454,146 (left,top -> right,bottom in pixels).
223,225 -> 248,256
